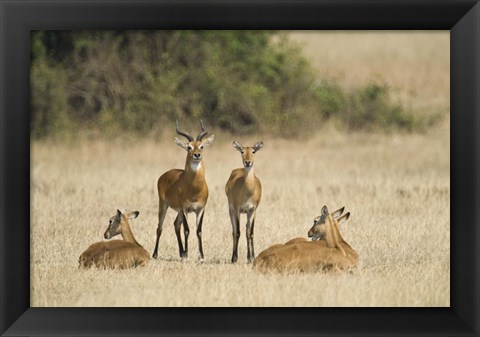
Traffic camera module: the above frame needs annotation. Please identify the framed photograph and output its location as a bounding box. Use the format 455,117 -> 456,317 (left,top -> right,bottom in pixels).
1,0 -> 478,336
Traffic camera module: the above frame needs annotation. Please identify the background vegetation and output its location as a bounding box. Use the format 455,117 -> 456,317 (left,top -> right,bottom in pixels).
31,31 -> 450,307
30,31 -> 440,139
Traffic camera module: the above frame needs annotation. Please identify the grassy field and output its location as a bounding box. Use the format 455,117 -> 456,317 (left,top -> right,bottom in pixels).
289,31 -> 450,117
31,31 -> 450,307
31,129 -> 449,307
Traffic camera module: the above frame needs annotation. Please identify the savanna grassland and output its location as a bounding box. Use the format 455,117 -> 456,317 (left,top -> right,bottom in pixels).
31,31 -> 450,307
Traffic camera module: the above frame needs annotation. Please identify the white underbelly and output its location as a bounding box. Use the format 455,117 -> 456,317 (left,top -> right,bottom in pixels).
239,202 -> 256,213
184,202 -> 203,213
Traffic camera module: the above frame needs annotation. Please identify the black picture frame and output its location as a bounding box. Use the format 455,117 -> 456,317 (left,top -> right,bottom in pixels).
1,0 -> 478,336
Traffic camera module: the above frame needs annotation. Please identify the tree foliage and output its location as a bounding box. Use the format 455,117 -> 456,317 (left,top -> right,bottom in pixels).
31,30 -> 428,139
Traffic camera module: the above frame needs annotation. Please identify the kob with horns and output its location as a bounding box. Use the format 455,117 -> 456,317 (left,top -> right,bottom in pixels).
152,120 -> 215,260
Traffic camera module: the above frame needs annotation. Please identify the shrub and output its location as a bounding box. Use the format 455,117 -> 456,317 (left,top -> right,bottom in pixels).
30,31 -> 437,139
30,61 -> 70,138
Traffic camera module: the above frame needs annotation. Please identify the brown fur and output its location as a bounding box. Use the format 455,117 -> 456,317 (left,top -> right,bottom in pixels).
79,210 -> 149,269
225,168 -> 262,210
253,206 -> 358,273
79,241 -> 150,269
153,121 -> 214,260
225,141 -> 263,263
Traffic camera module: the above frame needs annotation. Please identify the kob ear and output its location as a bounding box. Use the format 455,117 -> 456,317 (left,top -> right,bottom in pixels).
174,137 -> 190,151
253,141 -> 264,153
331,207 -> 345,219
337,212 -> 350,224
321,205 -> 329,216
126,211 -> 140,220
202,134 -> 215,147
233,141 -> 243,152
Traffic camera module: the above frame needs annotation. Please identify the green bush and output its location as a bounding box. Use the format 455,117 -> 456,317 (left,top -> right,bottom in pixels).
30,31 -> 437,139
30,61 -> 70,138
344,82 -> 418,132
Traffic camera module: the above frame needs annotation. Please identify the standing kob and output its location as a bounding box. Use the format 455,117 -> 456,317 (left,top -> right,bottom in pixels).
153,120 -> 215,260
225,141 -> 263,263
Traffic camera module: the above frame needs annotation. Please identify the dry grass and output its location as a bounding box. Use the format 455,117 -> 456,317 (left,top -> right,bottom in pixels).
31,32 -> 449,307
288,31 -> 450,116
31,129 -> 449,307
